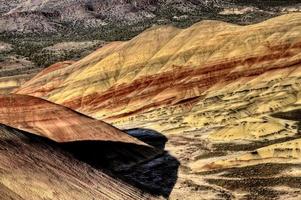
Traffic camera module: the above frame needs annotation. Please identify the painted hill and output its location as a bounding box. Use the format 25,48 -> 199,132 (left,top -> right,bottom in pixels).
15,13 -> 301,199
16,13 -> 301,126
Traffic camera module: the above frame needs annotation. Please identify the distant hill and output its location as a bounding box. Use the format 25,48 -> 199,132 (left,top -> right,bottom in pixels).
0,0 -> 300,34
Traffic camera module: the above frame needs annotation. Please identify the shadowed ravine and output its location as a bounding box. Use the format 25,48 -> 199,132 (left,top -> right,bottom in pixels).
0,125 -> 179,199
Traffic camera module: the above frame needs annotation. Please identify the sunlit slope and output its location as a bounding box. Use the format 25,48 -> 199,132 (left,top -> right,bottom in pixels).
16,13 -> 301,124
0,94 -> 148,145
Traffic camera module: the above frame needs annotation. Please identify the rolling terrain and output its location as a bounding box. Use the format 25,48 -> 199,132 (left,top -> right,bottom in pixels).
15,13 -> 301,199
1,0 -> 300,34
0,0 -> 300,33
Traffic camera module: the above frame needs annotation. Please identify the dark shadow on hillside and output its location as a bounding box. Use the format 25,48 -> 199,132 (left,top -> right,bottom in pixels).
272,109 -> 301,121
60,128 -> 179,198
121,129 -> 179,197
5,126 -> 179,198
272,109 -> 301,133
125,128 -> 168,150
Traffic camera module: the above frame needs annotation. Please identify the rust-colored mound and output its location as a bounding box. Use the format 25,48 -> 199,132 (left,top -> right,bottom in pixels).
0,94 -> 148,145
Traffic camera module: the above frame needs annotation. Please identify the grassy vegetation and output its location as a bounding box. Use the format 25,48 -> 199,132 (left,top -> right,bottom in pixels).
0,7 -> 283,68
0,22 -> 151,68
